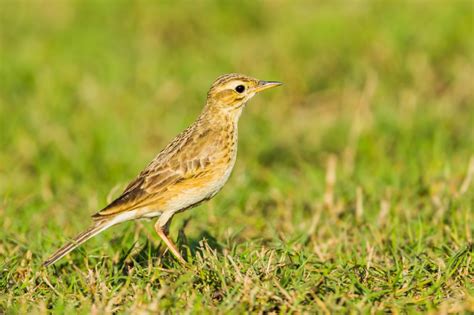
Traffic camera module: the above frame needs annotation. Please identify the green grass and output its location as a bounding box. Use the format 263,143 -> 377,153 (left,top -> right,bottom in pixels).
1,0 -> 473,313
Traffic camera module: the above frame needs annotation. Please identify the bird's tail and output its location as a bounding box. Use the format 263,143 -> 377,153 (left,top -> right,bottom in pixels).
42,220 -> 114,267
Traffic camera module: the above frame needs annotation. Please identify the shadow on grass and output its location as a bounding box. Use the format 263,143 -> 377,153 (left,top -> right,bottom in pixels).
120,218 -> 223,270
177,217 -> 223,256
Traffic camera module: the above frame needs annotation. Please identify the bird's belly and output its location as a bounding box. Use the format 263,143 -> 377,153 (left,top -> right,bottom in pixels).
164,163 -> 235,213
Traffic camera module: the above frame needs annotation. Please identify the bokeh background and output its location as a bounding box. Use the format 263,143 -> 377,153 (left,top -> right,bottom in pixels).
1,1 -> 473,313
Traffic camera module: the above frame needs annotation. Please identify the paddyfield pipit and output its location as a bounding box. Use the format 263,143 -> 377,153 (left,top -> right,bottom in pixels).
43,73 -> 282,266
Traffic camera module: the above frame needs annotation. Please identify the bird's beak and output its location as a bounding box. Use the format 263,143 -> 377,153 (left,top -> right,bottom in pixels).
254,80 -> 283,93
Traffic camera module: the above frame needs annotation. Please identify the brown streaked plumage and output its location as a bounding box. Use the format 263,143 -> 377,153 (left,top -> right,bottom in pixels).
43,73 -> 282,267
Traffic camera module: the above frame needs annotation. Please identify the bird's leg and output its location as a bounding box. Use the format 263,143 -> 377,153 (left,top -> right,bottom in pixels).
154,214 -> 186,264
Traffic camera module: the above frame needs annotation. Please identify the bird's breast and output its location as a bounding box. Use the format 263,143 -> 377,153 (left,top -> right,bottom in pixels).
162,124 -> 239,214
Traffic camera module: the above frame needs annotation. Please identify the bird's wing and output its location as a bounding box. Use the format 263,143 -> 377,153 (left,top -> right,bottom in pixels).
92,128 -> 217,220
92,156 -> 212,219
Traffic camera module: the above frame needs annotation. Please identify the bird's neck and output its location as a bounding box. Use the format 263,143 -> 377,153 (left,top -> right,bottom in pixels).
197,102 -> 242,155
200,102 -> 244,130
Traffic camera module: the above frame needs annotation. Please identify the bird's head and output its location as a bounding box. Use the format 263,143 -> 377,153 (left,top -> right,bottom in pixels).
206,73 -> 282,113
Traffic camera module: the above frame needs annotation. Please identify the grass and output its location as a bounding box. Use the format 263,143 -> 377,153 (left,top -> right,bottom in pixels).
0,0 -> 473,313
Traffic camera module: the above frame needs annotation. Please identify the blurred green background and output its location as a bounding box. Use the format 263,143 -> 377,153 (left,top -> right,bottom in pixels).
0,0 -> 473,313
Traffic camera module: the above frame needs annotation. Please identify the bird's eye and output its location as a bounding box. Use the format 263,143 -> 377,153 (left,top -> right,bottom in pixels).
235,85 -> 245,93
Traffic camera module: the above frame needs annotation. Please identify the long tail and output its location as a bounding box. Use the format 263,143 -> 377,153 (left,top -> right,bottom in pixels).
43,220 -> 114,267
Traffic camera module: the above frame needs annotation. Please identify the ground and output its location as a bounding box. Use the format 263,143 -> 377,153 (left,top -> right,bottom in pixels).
0,1 -> 473,313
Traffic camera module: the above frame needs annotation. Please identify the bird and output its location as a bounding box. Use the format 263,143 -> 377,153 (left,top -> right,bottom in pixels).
43,73 -> 282,267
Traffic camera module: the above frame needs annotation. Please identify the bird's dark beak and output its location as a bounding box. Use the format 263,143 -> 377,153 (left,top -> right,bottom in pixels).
254,80 -> 283,93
